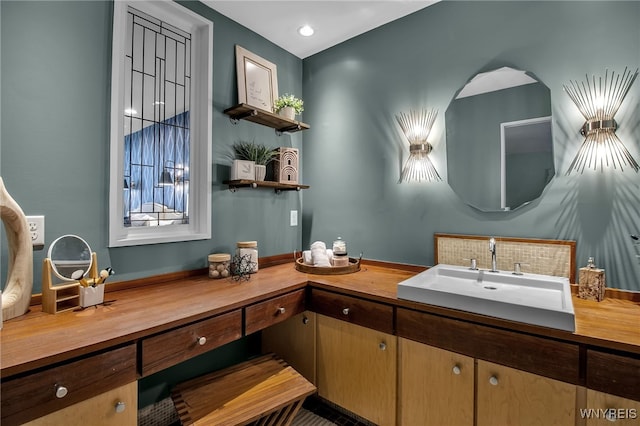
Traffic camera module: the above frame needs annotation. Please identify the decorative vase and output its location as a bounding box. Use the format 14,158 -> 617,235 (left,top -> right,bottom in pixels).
278,106 -> 296,120
255,164 -> 267,181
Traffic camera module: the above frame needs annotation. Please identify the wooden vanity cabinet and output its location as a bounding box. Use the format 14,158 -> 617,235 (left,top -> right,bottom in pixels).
310,288 -> 394,334
140,309 -> 242,376
245,289 -> 306,335
398,338 -> 474,426
262,311 -> 317,384
1,344 -> 137,425
310,288 -> 397,425
397,307 -> 580,426
23,382 -> 137,426
586,349 -> 640,402
476,360 -> 576,426
317,314 -> 397,426
396,307 -> 580,384
584,389 -> 640,425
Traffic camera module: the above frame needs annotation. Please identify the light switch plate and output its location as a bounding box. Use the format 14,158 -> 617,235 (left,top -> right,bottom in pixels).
290,210 -> 298,227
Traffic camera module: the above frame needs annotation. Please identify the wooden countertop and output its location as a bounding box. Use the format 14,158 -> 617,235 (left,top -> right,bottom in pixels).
2,261 -> 639,379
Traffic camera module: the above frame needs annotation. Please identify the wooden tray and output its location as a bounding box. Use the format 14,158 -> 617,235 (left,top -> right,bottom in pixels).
295,257 -> 361,275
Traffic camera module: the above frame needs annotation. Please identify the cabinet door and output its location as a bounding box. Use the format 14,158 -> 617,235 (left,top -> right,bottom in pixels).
317,314 -> 396,426
24,382 -> 137,426
262,311 -> 316,384
398,338 -> 473,426
477,360 -> 576,426
583,389 -> 640,425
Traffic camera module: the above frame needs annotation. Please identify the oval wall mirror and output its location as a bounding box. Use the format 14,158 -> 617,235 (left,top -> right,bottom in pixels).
48,235 -> 93,281
445,66 -> 554,211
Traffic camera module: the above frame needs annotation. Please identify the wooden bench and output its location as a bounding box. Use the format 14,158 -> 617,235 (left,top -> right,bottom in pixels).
171,354 -> 316,426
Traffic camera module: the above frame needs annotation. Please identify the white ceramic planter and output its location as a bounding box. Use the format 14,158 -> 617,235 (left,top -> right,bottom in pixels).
80,285 -> 105,308
255,165 -> 267,181
278,106 -> 295,120
230,160 -> 256,180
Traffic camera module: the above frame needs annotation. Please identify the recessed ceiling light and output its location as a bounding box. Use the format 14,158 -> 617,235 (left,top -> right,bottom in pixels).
298,25 -> 314,37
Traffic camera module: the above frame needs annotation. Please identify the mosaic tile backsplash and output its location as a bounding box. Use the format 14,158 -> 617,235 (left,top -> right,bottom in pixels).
435,235 -> 574,280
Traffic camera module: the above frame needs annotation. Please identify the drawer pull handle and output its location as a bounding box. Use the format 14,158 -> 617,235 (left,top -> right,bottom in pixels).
379,342 -> 387,351
452,365 -> 461,375
197,336 -> 207,346
115,401 -> 126,413
55,385 -> 68,399
489,376 -> 499,386
302,316 -> 309,325
277,307 -> 286,314
342,308 -> 350,315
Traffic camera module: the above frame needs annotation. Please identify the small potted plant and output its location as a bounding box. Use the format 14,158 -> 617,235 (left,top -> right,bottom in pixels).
231,141 -> 278,181
273,93 -> 304,120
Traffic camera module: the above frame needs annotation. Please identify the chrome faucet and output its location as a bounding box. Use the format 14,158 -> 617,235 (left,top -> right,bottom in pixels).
488,237 -> 498,272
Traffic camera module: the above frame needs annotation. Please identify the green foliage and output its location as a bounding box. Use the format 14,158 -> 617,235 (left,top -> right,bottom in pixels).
273,93 -> 304,114
232,140 -> 278,165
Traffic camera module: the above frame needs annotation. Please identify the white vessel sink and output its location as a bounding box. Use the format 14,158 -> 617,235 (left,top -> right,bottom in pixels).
397,264 -> 575,332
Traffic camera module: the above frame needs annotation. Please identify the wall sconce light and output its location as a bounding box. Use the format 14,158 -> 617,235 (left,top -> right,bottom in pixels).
395,109 -> 441,182
563,67 -> 639,174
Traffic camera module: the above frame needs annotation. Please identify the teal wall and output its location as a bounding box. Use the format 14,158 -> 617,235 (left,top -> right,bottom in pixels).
1,0 -> 304,293
302,1 -> 640,291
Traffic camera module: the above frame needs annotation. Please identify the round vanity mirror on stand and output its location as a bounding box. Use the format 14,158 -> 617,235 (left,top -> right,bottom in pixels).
48,235 -> 93,281
42,235 -> 109,314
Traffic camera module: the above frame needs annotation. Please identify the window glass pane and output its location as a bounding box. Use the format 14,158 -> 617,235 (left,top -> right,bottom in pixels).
123,6 -> 191,228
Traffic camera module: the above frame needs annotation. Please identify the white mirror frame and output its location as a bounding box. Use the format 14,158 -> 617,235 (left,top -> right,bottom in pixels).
48,234 -> 93,281
109,0 -> 212,247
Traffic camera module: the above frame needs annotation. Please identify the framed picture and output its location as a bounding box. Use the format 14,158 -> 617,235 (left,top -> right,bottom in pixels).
235,45 -> 279,112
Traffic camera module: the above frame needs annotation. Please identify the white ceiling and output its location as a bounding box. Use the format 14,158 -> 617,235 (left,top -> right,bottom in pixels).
201,1 -> 439,58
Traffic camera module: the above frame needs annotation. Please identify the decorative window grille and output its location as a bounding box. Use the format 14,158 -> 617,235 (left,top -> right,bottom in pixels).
123,7 -> 190,227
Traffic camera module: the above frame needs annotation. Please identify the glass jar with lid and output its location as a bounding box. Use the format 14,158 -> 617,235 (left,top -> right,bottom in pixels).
208,253 -> 231,279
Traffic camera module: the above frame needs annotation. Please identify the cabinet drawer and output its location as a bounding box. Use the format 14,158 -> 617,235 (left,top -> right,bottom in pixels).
141,309 -> 242,376
1,344 -> 137,425
587,349 -> 640,401
397,307 -> 580,384
245,289 -> 306,335
25,382 -> 137,426
310,289 -> 394,334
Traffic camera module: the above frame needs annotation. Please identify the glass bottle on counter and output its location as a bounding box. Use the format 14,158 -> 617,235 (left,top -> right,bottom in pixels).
332,237 -> 349,267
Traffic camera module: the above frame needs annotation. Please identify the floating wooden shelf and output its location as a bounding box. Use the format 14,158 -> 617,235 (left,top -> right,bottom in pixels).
224,179 -> 309,193
224,103 -> 310,134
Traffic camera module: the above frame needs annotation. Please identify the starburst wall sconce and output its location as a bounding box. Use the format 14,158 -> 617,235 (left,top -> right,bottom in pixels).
395,109 -> 441,182
563,67 -> 639,174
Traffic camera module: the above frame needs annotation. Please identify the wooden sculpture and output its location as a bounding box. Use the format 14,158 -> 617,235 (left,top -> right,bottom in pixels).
0,177 -> 33,321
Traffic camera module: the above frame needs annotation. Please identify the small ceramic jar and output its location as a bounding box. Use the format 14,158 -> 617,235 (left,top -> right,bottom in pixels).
236,241 -> 259,273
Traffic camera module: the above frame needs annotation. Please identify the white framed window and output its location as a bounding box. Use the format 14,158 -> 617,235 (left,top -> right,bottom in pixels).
109,0 -> 212,247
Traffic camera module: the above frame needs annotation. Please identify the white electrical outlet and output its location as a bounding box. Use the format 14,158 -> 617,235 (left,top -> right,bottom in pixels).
26,215 -> 45,248
290,210 -> 298,227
